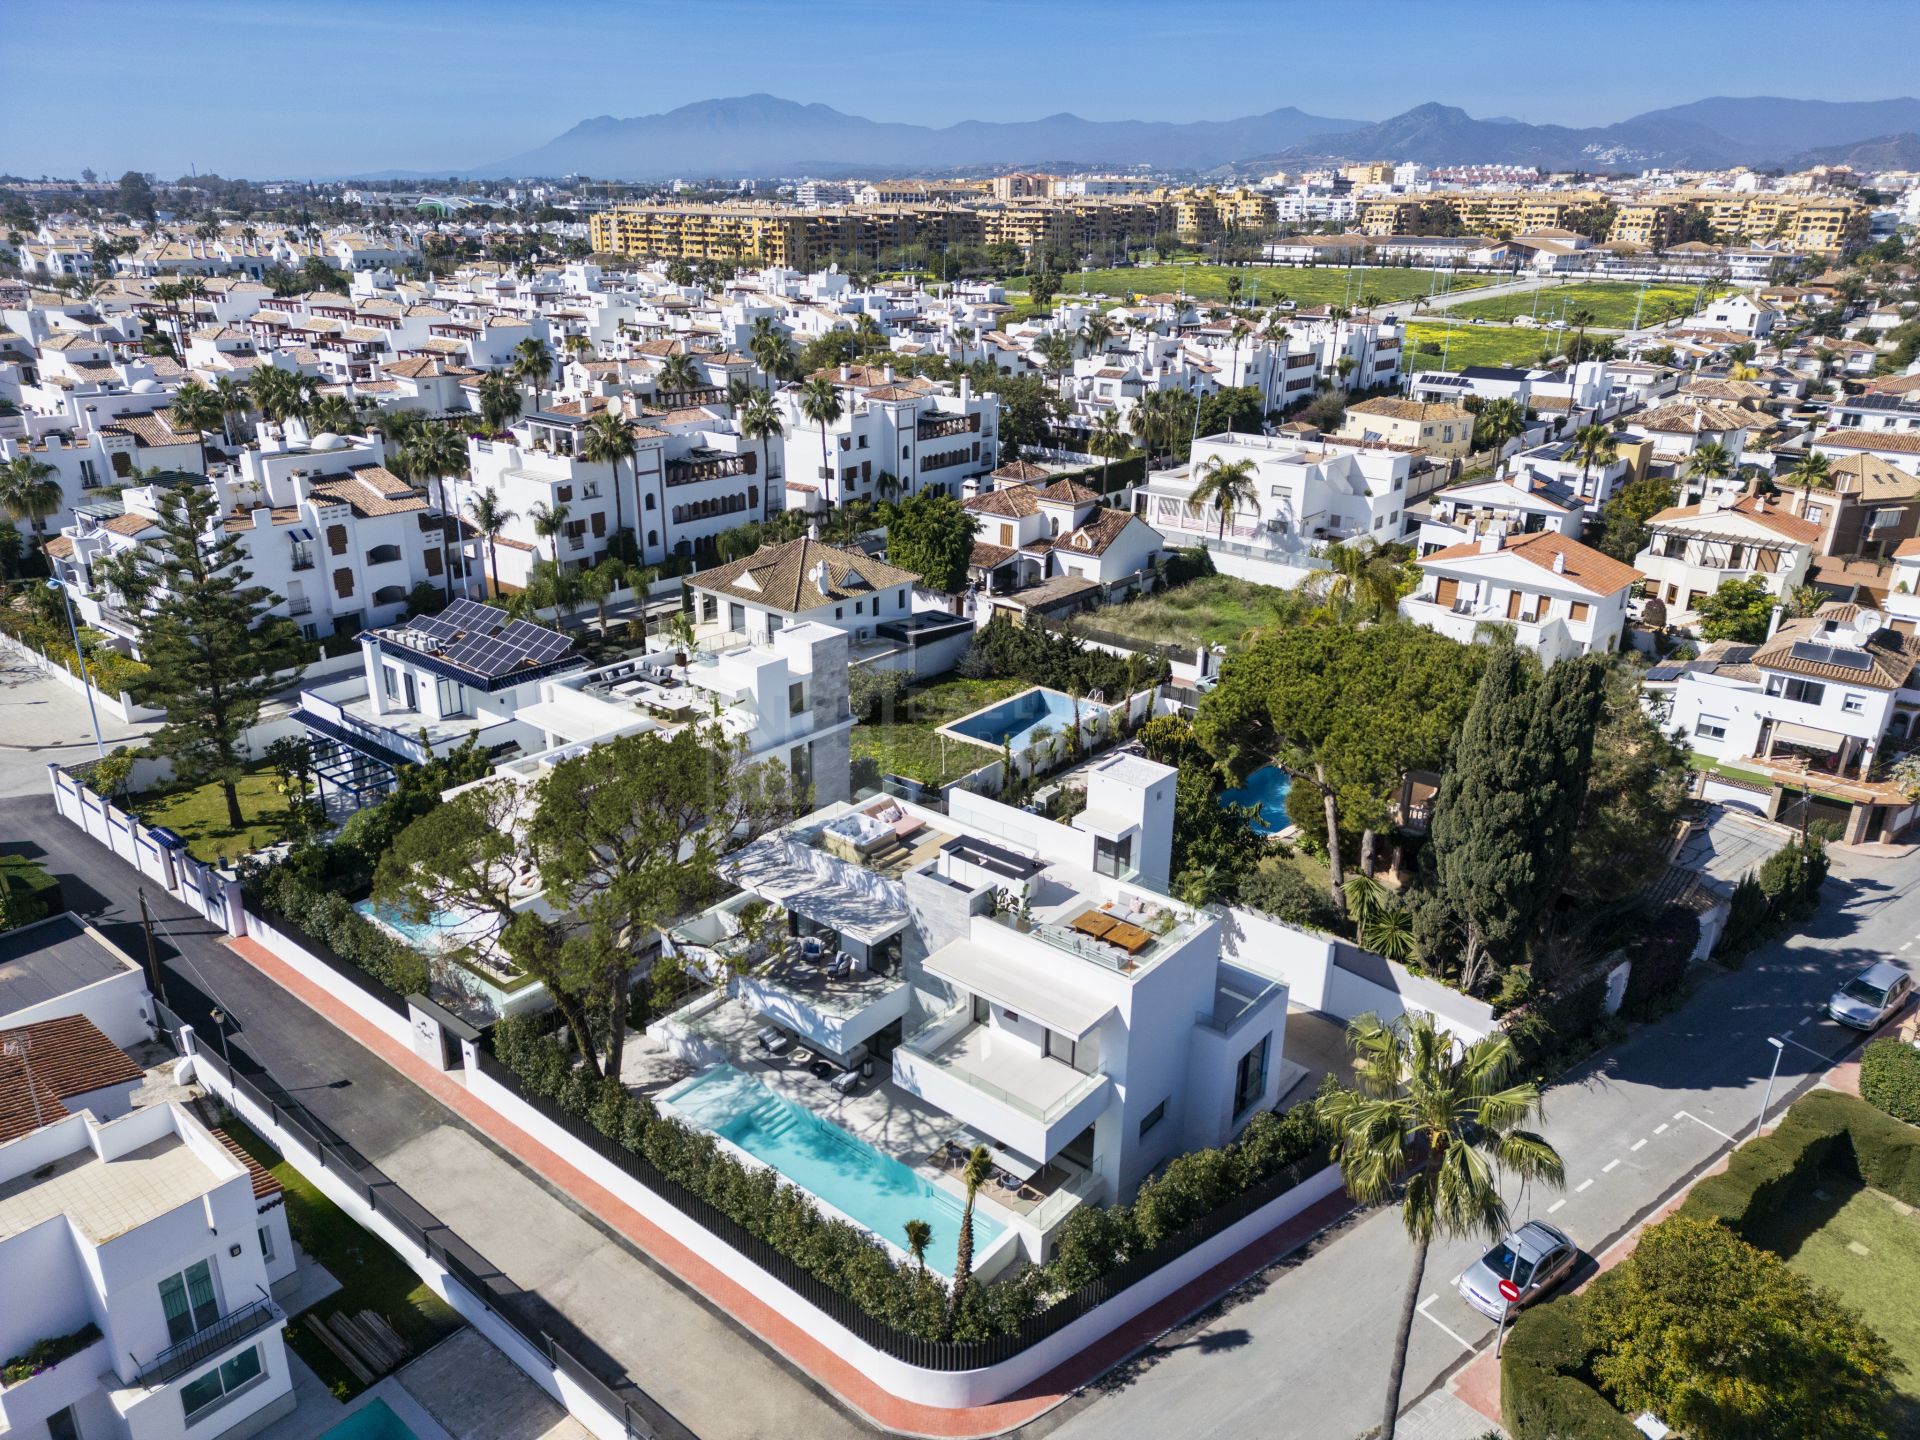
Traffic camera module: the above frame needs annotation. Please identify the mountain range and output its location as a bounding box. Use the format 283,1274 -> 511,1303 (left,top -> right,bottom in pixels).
446,93 -> 1920,182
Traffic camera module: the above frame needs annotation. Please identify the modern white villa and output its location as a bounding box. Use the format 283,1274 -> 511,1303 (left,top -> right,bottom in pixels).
644,753 -> 1294,1269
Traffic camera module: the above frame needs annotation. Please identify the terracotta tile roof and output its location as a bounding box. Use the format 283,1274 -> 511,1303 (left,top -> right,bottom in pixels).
102,409 -> 198,449
308,466 -> 427,517
1420,530 -> 1643,596
1634,402 -> 1756,435
101,513 -> 158,537
690,536 -> 920,612
1816,429 -> 1920,456
1897,536 -> 1920,560
1751,608 -> 1920,690
861,385 -> 924,402
209,1128 -> 284,1202
1037,479 -> 1101,505
0,1014 -> 143,1142
969,541 -> 1017,569
42,536 -> 75,559
1345,397 -> 1470,423
1648,494 -> 1823,545
990,460 -> 1049,481
1692,640 -> 1763,683
1818,453 -> 1920,503
1057,506 -> 1142,557
964,486 -> 1040,519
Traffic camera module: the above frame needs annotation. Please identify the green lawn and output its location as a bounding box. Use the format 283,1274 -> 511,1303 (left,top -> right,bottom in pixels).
1686,753 -> 1773,787
0,854 -> 62,926
851,675 -> 1027,787
1070,576 -> 1307,652
1443,280 -> 1730,331
998,263 -> 1490,310
220,1119 -> 461,1397
131,761 -> 297,864
1747,1182 -> 1920,1425
1403,321 -> 1562,372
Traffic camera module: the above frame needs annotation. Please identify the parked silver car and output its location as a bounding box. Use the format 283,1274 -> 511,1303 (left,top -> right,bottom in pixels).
1457,1221 -> 1579,1320
1828,961 -> 1913,1031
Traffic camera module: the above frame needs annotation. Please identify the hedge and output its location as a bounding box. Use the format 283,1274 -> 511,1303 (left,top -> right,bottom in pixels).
1860,1038 -> 1920,1126
1500,1296 -> 1640,1440
0,855 -> 62,931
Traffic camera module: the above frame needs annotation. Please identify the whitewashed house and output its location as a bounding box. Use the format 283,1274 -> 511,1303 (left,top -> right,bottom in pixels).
1401,529 -> 1641,662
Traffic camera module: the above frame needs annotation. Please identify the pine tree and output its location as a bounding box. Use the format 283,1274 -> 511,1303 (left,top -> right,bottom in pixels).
132,485 -> 310,828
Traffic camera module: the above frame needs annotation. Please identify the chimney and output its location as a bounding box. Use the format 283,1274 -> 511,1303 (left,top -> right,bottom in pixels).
1478,530 -> 1502,554
1551,550 -> 1566,574
807,516 -> 821,541
811,558 -> 832,597
883,362 -> 894,384
839,364 -> 850,383
959,375 -> 972,404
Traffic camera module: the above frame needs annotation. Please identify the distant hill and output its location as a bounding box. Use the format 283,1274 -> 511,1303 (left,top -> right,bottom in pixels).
475,95 -> 1367,180
1784,132 -> 1920,172
460,93 -> 1920,182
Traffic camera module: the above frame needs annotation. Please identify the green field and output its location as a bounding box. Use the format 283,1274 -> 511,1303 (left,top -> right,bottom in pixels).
1443,280 -> 1728,331
851,675 -> 1027,787
999,263 -> 1490,311
1403,321 -> 1560,372
1748,1182 -> 1920,1425
1069,576 -> 1309,652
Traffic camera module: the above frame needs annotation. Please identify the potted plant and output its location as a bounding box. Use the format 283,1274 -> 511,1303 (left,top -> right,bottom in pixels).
1013,892 -> 1033,934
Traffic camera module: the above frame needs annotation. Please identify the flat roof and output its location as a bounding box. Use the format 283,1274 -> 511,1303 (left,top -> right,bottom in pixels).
923,938 -> 1112,1039
0,914 -> 139,1021
0,1131 -> 224,1245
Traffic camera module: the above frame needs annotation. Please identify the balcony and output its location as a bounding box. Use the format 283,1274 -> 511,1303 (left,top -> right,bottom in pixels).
138,1299 -> 282,1387
892,1008 -> 1111,1163
287,598 -> 312,617
916,413 -> 975,441
666,452 -> 753,487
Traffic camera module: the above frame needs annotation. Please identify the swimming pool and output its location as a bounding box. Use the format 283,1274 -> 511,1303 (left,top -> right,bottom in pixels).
1220,765 -> 1293,834
944,687 -> 1086,752
353,899 -> 495,954
319,1399 -> 420,1440
659,1065 -> 1003,1278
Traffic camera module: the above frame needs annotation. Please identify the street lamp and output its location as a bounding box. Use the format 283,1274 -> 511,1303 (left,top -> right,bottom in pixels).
208,1007 -> 232,1066
45,577 -> 106,758
1756,1035 -> 1786,1139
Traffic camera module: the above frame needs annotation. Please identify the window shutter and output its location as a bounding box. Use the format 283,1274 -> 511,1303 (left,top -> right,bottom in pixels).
334,567 -> 354,599
1506,589 -> 1523,619
424,547 -> 442,576
1570,601 -> 1590,622
327,523 -> 348,556
1435,577 -> 1458,607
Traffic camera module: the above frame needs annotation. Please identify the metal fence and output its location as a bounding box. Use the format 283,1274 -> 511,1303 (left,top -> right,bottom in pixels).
157,1012 -> 694,1440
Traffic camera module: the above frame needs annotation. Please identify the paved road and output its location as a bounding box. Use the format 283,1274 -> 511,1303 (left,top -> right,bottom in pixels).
4,794 -> 872,1440
0,650 -> 157,797
1035,841 -> 1918,1440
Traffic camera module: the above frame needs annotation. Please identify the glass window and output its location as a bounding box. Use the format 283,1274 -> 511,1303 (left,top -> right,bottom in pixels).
46,1406 -> 79,1440
1139,1098 -> 1168,1138
180,1344 -> 264,1421
1233,1035 -> 1270,1119
1843,693 -> 1866,714
258,1226 -> 275,1263
159,1260 -> 219,1344
788,681 -> 806,716
1697,716 -> 1728,740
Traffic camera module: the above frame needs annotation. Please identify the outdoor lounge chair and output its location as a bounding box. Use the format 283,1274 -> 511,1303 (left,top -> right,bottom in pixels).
764,1032 -> 795,1056
831,1068 -> 862,1096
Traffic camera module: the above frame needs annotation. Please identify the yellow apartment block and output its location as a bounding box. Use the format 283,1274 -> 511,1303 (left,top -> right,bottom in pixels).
1604,193 -> 1866,254
1355,191 -> 1612,237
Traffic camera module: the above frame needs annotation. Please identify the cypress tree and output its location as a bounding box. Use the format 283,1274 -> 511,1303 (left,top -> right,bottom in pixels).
1528,655 -> 1609,909
133,484 -> 309,828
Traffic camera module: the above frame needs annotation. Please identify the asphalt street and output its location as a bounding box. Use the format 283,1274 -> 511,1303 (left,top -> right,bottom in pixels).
1035,842 -> 1919,1440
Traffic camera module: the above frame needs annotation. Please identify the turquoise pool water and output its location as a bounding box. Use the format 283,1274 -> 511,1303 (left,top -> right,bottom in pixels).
319,1400 -> 420,1440
946,687 -> 1084,751
660,1065 -> 1003,1277
353,899 -> 493,953
1220,765 -> 1293,834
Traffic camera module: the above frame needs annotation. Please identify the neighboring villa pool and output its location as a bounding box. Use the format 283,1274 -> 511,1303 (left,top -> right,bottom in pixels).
1220,765 -> 1293,834
353,899 -> 494,953
319,1400 -> 421,1440
659,1064 -> 1004,1277
944,687 -> 1087,752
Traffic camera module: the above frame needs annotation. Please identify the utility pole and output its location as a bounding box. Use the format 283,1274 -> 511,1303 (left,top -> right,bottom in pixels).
138,887 -> 170,1009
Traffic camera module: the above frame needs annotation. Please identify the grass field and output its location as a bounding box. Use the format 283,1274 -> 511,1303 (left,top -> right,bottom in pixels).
851,675 -> 1027,787
1069,576 -> 1306,652
1443,280 -> 1728,331
999,263 -> 1491,311
221,1119 -> 461,1397
1403,321 -> 1560,372
131,762 -> 296,864
1748,1181 -> 1920,1427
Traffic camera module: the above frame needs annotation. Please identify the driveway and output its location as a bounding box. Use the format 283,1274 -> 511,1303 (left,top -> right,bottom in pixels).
0,650 -> 158,797
1032,843 -> 1920,1440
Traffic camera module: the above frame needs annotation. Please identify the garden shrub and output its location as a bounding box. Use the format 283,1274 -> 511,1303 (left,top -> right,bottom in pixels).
1620,906 -> 1699,1019
1860,1038 -> 1920,1126
1501,1296 -> 1640,1440
0,855 -> 60,931
848,666 -> 911,724
958,613 -> 1157,697
255,868 -> 430,997
1159,546 -> 1216,587
1238,857 -> 1337,933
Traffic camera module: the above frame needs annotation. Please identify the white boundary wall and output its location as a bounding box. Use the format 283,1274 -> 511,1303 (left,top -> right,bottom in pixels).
240,909 -> 415,1049
459,1039 -> 1342,1409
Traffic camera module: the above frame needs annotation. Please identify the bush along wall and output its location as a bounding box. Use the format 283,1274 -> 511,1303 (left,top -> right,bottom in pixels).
1860,1038 -> 1920,1126
489,1014 -> 1329,1347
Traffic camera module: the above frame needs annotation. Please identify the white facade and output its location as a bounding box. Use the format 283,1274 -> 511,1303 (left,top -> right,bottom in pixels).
1634,494 -> 1818,626
0,1105 -> 295,1440
1401,530 -> 1639,663
777,370 -> 998,511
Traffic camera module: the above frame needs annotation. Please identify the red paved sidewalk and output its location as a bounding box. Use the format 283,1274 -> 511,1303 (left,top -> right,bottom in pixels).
224,934 -> 1353,1438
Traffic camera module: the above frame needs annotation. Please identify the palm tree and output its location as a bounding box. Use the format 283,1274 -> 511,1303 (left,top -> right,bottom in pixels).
303,392 -> 356,437
249,365 -> 303,430
1088,411 -> 1129,494
1259,316 -> 1289,417
0,454 -> 62,556
580,409 -> 638,554
1227,318 -> 1254,390
210,374 -> 251,447
1079,311 -> 1114,355
655,350 -> 699,399
564,333 -> 594,366
464,487 -> 515,598
1187,455 -> 1257,540
1472,396 -> 1525,456
1305,541 -> 1403,621
167,378 -> 223,476
1038,331 -> 1075,399
1564,305 -> 1598,360
477,369 -> 522,435
1686,441 -> 1735,489
749,318 -> 796,394
1318,1012 -> 1565,1440
1568,422 -> 1617,500
738,391 -> 785,521
797,377 -> 845,501
529,499 -> 571,568
902,1218 -> 932,1278
852,312 -> 884,352
948,1145 -> 994,1315
402,423 -> 470,588
513,336 -> 554,411
579,557 -> 626,632
1129,389 -> 1175,473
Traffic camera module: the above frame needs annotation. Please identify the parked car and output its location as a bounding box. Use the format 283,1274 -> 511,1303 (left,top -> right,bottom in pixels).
1457,1220 -> 1579,1320
1828,961 -> 1913,1031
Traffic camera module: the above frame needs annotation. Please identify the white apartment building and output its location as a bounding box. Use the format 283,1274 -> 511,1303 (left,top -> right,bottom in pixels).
649,756 -> 1290,1263
1401,529 -> 1641,663
1415,471 -> 1586,555
0,1104 -> 296,1440
1135,431 -> 1416,586
1634,493 -> 1819,626
1654,605 -> 1920,844
1502,436 -> 1634,507
777,368 -> 997,510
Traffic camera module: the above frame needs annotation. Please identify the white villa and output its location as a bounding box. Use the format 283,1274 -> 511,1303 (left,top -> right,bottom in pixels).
1401,529 -> 1642,663
1634,493 -> 1820,627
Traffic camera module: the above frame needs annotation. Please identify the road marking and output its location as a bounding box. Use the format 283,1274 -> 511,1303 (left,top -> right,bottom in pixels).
1677,1110 -> 1739,1143
1602,1160 -> 1620,1173
1576,1178 -> 1595,1192
1903,941 -> 1913,952
1781,1032 -> 1841,1061
1416,1294 -> 1481,1352
1653,1123 -> 1669,1135
1547,1199 -> 1566,1214
1630,1139 -> 1648,1152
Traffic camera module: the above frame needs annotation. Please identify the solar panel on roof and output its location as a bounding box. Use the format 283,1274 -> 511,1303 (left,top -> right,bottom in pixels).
1789,641 -> 1874,672
1829,648 -> 1874,672
1644,665 -> 1686,682
408,614 -> 460,642
433,597 -> 501,635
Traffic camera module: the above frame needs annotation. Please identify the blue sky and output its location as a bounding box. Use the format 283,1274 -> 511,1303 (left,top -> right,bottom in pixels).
4,0 -> 1916,178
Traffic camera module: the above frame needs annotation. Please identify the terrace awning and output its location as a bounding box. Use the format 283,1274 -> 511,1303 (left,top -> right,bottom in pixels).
1771,721 -> 1845,752
923,938 -> 1112,1039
